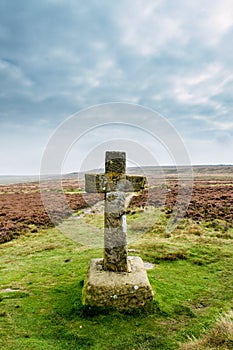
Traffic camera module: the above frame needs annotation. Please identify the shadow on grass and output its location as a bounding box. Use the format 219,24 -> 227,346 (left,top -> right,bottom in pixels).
49,280 -> 178,350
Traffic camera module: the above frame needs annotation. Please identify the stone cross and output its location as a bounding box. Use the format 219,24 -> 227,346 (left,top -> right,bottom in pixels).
85,151 -> 146,273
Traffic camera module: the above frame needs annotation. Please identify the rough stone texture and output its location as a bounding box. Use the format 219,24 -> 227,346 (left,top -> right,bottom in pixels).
104,191 -> 128,272
85,151 -> 146,274
85,174 -> 107,193
83,151 -> 153,310
82,256 -> 154,310
85,174 -> 146,193
125,175 -> 146,192
105,151 -> 126,174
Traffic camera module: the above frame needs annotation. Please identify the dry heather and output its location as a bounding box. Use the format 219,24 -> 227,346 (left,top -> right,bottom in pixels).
179,310 -> 233,350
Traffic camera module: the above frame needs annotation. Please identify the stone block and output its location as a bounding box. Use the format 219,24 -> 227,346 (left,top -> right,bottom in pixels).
82,256 -> 154,310
85,173 -> 107,193
105,151 -> 126,174
85,174 -> 146,193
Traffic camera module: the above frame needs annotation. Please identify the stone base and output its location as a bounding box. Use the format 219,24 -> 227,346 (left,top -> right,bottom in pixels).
82,256 -> 154,310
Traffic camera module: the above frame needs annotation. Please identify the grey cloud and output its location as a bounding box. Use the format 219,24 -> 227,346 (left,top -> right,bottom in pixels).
0,0 -> 233,173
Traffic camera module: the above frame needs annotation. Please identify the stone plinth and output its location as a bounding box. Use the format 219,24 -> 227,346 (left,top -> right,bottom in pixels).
82,256 -> 154,310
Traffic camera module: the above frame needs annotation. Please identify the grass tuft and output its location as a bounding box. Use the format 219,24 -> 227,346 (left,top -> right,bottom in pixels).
179,310 -> 233,349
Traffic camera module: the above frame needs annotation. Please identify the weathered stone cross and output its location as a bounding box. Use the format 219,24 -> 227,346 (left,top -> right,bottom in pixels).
85,151 -> 146,272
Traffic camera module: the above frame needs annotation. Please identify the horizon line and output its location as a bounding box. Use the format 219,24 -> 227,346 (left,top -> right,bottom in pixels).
0,163 -> 233,177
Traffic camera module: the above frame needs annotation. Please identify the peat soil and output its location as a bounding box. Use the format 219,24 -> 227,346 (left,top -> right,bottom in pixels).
0,179 -> 100,243
129,178 -> 233,228
0,174 -> 233,243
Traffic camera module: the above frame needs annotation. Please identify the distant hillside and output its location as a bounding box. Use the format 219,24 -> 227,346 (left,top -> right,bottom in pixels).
1,165 -> 232,185
70,165 -> 233,176
0,175 -> 39,185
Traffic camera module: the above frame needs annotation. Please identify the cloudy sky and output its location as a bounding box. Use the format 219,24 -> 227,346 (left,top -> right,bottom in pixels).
1,0 -> 233,174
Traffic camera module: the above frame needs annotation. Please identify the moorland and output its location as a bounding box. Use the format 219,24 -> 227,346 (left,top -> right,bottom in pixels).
0,165 -> 232,349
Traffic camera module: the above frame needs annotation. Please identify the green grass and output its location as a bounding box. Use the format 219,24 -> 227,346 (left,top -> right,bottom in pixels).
0,210 -> 232,349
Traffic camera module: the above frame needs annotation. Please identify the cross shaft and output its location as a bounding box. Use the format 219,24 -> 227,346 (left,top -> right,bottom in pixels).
85,151 -> 146,272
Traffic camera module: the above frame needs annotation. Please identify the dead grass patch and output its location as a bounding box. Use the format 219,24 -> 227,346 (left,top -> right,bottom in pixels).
179,310 -> 233,350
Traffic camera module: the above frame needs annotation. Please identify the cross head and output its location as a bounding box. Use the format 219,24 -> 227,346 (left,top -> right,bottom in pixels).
85,151 -> 146,272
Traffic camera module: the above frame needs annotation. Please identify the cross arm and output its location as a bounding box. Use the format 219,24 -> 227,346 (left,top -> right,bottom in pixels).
85,173 -> 146,193
125,175 -> 146,192
85,173 -> 107,193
